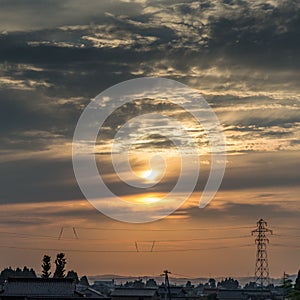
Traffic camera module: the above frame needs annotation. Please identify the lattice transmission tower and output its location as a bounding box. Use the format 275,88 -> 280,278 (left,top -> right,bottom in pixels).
251,219 -> 273,287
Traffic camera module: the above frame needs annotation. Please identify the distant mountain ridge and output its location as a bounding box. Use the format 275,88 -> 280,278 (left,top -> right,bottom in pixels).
88,274 -> 297,287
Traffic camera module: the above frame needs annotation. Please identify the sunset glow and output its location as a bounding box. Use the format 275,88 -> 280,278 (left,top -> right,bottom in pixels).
139,197 -> 161,204
141,169 -> 159,181
0,0 -> 299,282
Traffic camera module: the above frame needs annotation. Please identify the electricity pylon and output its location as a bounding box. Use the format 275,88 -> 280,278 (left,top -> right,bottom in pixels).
252,219 -> 273,287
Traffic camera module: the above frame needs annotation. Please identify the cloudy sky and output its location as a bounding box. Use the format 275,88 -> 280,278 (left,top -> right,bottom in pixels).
0,0 -> 299,280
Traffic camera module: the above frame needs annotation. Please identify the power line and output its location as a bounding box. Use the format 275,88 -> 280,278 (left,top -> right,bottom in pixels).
0,243 -> 252,253
72,227 -> 79,240
0,229 -> 252,243
273,234 -> 300,239
0,231 -> 61,240
0,227 -> 297,246
135,242 -> 139,253
150,241 -> 155,252
0,230 -> 297,245
271,243 -> 300,249
172,272 -> 196,279
0,225 -> 296,240
136,235 -> 250,243
74,225 -> 254,232
0,232 -> 251,243
272,226 -> 300,231
58,227 -> 64,240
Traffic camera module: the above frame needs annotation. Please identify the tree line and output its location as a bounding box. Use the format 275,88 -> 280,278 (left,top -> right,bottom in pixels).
41,253 -> 79,282
281,270 -> 300,300
0,253 -> 79,283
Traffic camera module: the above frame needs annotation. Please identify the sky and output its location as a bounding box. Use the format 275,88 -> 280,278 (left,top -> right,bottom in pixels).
0,0 -> 299,281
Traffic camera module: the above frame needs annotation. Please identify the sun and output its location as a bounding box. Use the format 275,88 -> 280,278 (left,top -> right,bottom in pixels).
141,169 -> 159,181
140,197 -> 160,204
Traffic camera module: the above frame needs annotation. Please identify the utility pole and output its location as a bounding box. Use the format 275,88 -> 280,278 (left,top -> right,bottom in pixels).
252,219 -> 273,287
282,272 -> 292,300
161,270 -> 172,300
283,272 -> 287,300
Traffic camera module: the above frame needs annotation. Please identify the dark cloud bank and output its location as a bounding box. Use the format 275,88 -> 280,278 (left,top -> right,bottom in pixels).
0,0 -> 299,212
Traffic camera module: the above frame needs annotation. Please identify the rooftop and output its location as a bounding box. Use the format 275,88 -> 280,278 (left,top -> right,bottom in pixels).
111,288 -> 158,297
1,277 -> 77,297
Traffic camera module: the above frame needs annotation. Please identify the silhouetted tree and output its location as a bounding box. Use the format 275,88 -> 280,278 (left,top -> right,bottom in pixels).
124,281 -> 131,287
185,280 -> 193,288
0,266 -> 36,282
296,270 -> 300,292
79,275 -> 90,286
294,270 -> 300,300
41,255 -> 51,278
0,267 -> 15,281
281,273 -> 293,299
29,268 -> 37,278
208,278 -> 216,289
53,253 -> 66,278
15,267 -> 22,277
146,278 -> 157,287
132,279 -> 145,288
66,270 -> 79,283
218,277 -> 239,289
244,281 -> 257,289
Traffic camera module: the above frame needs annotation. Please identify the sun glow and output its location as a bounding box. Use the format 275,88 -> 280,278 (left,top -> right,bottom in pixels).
141,169 -> 159,181
138,197 -> 161,204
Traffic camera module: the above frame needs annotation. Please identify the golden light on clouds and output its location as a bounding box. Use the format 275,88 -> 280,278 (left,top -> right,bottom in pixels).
0,185 -> 299,277
137,196 -> 161,204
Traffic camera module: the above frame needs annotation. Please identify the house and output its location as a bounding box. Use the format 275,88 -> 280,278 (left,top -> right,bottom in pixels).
0,277 -> 82,299
216,288 -> 283,300
111,288 -> 159,300
76,285 -> 110,299
242,288 -> 281,300
158,286 -> 186,300
202,287 -> 218,298
216,289 -> 248,300
92,280 -> 115,295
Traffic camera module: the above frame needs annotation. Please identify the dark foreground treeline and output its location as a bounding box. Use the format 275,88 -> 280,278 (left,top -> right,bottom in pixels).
0,252 -> 79,284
